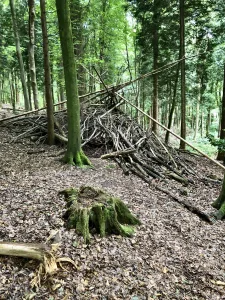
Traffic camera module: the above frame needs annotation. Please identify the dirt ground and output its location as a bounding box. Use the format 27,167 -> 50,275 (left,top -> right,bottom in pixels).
0,126 -> 225,300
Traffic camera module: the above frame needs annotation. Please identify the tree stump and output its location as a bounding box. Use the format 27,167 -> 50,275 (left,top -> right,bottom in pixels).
61,186 -> 141,243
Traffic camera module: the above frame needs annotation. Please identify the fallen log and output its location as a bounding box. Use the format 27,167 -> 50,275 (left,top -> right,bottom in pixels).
0,242 -> 50,261
151,183 -> 213,223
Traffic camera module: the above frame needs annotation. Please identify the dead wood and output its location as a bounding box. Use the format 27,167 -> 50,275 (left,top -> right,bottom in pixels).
3,90 -> 219,223
115,92 -> 225,171
27,149 -> 46,154
151,183 -> 213,223
0,242 -> 50,261
101,148 -> 136,159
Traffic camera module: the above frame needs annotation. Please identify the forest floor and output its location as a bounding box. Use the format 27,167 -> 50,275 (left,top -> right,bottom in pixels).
0,124 -> 225,300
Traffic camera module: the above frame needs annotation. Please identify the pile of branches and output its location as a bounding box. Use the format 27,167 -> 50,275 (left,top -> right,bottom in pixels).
81,107 -> 197,185
1,95 -> 219,223
2,102 -> 196,185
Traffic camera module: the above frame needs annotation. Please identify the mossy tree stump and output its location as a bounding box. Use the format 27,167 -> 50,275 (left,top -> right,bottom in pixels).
212,173 -> 225,220
61,186 -> 141,243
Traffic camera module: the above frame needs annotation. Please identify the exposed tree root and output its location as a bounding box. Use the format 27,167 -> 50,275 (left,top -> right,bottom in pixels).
63,149 -> 91,167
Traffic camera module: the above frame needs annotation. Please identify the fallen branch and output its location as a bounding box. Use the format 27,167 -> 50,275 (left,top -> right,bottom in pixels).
151,183 -> 213,223
0,242 -> 50,261
101,148 -> 136,159
27,149 -> 46,155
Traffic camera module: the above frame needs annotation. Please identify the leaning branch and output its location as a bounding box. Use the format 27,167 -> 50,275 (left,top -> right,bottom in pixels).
115,92 -> 225,172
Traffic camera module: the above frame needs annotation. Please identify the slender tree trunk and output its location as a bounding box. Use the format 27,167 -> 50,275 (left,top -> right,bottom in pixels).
10,72 -> 16,113
201,109 -> 204,138
194,97 -> 200,141
56,0 -> 90,166
217,64 -> 225,160
165,58 -> 180,144
99,0 -> 107,89
179,0 -> 186,149
152,0 -> 159,134
28,0 -> 39,110
9,0 -> 30,111
15,72 -> 19,104
206,108 -> 211,136
27,72 -> 32,111
40,0 -> 55,145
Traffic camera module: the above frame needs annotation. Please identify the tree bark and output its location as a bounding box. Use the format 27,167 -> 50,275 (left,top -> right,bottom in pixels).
217,64 -> 225,160
56,0 -> 90,166
165,57 -> 180,144
179,0 -> 186,149
9,0 -> 30,111
194,91 -> 200,141
152,0 -> 159,134
28,0 -> 39,110
212,173 -> 225,220
0,242 -> 50,261
40,0 -> 55,145
206,108 -> 211,136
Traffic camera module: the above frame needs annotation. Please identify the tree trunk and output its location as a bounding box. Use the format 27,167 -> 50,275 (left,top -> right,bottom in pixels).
99,0 -> 107,89
27,71 -> 32,111
56,0 -> 90,166
9,0 -> 30,111
152,0 -> 159,134
194,94 -> 200,141
206,108 -> 211,136
10,71 -> 16,113
212,173 -> 225,220
179,0 -> 186,149
28,0 -> 39,110
217,64 -> 225,161
40,0 -> 55,145
165,57 -> 180,144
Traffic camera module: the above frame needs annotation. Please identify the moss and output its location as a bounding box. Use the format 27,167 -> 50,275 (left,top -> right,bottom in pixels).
212,196 -> 223,210
120,224 -> 135,237
217,201 -> 225,220
61,186 -> 141,243
114,198 -> 141,225
92,204 -> 106,237
63,150 -> 92,167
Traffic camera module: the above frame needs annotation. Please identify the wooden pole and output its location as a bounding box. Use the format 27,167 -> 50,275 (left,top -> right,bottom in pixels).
115,92 -> 225,172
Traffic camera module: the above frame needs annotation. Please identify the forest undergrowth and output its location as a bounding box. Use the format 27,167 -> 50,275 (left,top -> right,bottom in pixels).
0,125 -> 225,299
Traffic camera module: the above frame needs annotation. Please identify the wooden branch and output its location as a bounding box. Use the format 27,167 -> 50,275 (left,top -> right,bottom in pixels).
151,183 -> 213,223
114,157 -> 129,175
0,242 -> 50,261
115,92 -> 225,171
54,116 -> 66,137
101,148 -> 136,159
166,171 -> 189,185
54,133 -> 68,143
27,149 -> 46,155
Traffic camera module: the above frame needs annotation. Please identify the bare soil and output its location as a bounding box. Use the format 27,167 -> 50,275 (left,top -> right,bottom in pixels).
0,126 -> 225,300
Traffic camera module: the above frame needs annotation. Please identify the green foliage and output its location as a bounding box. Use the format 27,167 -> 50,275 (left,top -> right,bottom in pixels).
207,134 -> 225,153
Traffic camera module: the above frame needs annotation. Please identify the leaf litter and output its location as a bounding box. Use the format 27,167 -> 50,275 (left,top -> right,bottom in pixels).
0,127 -> 225,299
